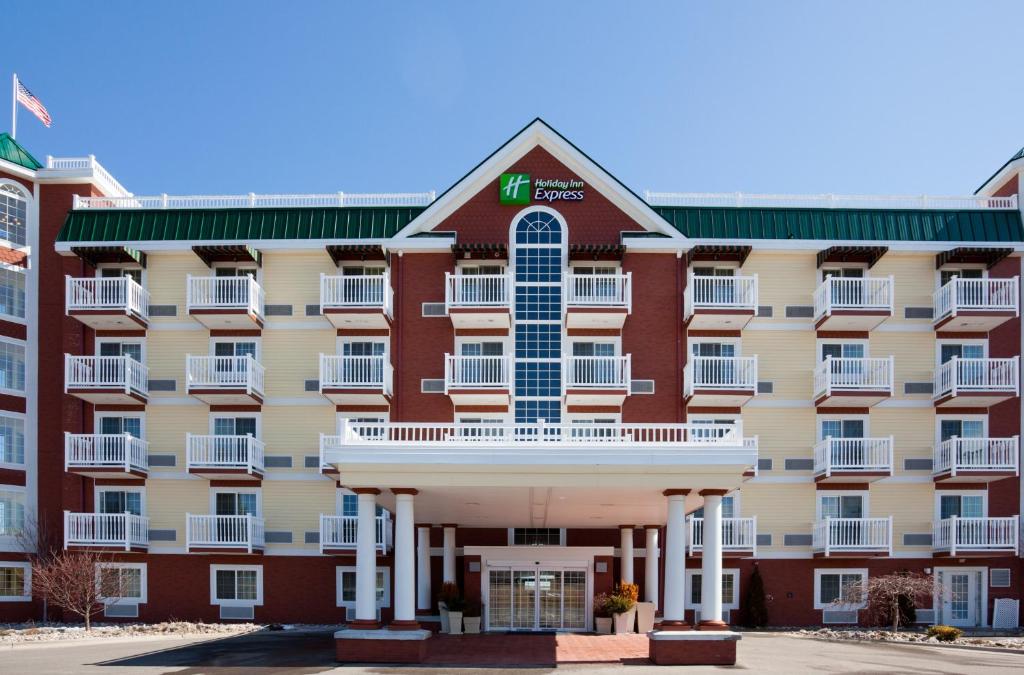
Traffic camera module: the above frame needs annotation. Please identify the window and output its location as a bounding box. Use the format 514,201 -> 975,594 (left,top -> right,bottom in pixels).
691,342 -> 737,358
692,266 -> 736,277
511,528 -> 564,546
820,419 -> 865,440
97,563 -> 147,604
213,416 -> 258,438
689,417 -> 738,443
214,266 -> 257,278
815,569 -> 867,608
97,489 -> 143,516
0,489 -> 25,536
821,267 -> 865,281
938,343 -> 985,364
99,266 -> 143,286
210,565 -> 262,605
338,492 -> 384,518
818,493 -> 865,519
939,418 -> 984,442
0,183 -> 27,247
98,415 -> 142,438
0,562 -> 30,601
457,417 -> 506,439
940,268 -> 983,287
569,417 -> 619,440
0,340 -> 25,393
692,495 -> 737,519
820,342 -> 865,361
213,341 -> 257,360
938,493 -> 985,519
98,340 -> 143,363
214,490 -> 259,516
0,415 -> 24,466
0,266 -> 25,319
336,566 -> 389,609
686,569 -> 739,609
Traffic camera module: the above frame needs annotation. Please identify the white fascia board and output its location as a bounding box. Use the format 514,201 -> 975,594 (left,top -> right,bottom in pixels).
324,447 -> 757,468
976,159 -> 1023,197
55,238 -> 392,255
680,238 -> 1024,253
0,159 -> 37,180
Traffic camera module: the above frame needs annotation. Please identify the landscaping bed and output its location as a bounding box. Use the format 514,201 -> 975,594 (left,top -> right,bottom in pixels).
0,621 -> 263,644
792,627 -> 1024,650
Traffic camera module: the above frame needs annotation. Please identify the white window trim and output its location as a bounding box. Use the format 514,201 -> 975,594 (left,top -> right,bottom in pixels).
210,487 -> 262,517
0,561 -> 31,602
96,263 -> 147,288
685,568 -> 740,611
934,414 -> 988,446
816,491 -> 869,521
934,490 -> 988,520
934,339 -> 988,367
95,337 -> 146,363
97,562 -> 148,604
453,336 -> 512,356
935,265 -> 987,289
0,263 -> 26,324
455,261 -> 507,273
335,565 -> 390,609
818,262 -> 869,283
210,261 -> 261,283
0,410 -> 25,469
563,412 -> 622,424
94,486 -> 146,516
0,179 -> 30,251
337,261 -> 388,273
814,568 -> 868,610
566,336 -> 622,357
210,564 -> 263,606
506,527 -> 566,546
94,411 -> 146,440
209,412 -> 261,438
689,261 -> 740,273
688,337 -> 741,357
816,338 -> 868,362
817,414 -> 870,441
0,335 -> 26,396
336,336 -> 390,358
336,412 -> 390,435
209,336 -> 261,361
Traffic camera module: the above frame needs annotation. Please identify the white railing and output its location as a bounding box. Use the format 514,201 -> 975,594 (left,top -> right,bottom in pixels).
64,433 -> 148,474
683,274 -> 758,317
320,272 -> 393,316
64,512 -> 149,551
564,273 -> 632,311
445,273 -> 510,308
319,514 -> 392,553
813,276 -> 893,320
933,516 -> 1019,555
186,275 -> 264,318
186,434 -> 265,474
47,155 -> 131,199
73,191 -> 436,210
319,354 -> 392,393
688,516 -> 757,555
813,517 -> 892,556
65,276 -> 150,319
64,355 -> 149,396
643,191 -> 1019,210
186,514 -> 265,553
934,436 -> 1019,477
814,357 -> 893,398
186,355 -> 265,397
563,355 -> 631,390
684,356 -> 758,395
444,354 -> 511,390
933,277 -> 1019,323
933,356 -> 1019,398
813,437 -> 894,477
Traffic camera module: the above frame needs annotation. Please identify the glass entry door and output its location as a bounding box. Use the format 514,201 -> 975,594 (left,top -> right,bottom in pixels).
937,569 -> 982,627
487,567 -> 587,631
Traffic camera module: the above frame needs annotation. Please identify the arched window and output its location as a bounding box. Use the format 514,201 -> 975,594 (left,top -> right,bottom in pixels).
514,210 -> 562,245
0,183 -> 28,248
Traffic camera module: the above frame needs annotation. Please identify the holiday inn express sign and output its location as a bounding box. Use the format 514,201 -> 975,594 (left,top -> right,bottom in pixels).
500,173 -> 585,204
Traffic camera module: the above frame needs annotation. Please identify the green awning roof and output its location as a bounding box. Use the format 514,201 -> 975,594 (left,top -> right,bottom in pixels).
653,207 -> 1024,243
0,133 -> 42,170
57,206 -> 427,244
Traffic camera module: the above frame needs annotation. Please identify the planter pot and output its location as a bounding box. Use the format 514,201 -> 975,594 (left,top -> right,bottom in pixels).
463,616 -> 482,634
438,603 -> 449,633
595,617 -> 612,634
636,602 -> 655,633
612,609 -> 635,634
448,610 -> 464,635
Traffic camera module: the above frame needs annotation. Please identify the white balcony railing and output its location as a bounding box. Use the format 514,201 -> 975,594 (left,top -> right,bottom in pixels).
644,191 -> 1019,210
813,276 -> 893,320
564,273 -> 632,310
186,275 -> 265,319
319,272 -> 393,316
933,356 -> 1020,398
933,516 -> 1019,555
186,355 -> 265,397
683,274 -> 758,317
48,155 -> 131,199
812,437 -> 894,478
684,356 -> 758,395
186,514 -> 265,553
444,354 -> 511,390
812,517 -> 892,556
563,355 -> 631,390
814,357 -> 893,398
64,355 -> 149,397
934,436 -> 1019,476
933,277 -> 1019,323
687,516 -> 757,555
73,191 -> 435,210
64,512 -> 149,551
319,514 -> 392,553
319,354 -> 393,393
64,433 -> 149,474
445,273 -> 510,309
186,434 -> 265,474
65,276 -> 150,319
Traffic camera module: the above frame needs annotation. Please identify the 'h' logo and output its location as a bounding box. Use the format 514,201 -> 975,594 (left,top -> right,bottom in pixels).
499,173 -> 531,205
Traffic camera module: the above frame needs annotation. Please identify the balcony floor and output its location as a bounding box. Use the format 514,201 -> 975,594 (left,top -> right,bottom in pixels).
813,549 -> 889,558
935,310 -> 1017,332
565,308 -> 628,330
446,389 -> 510,407
66,543 -> 148,554
933,548 -> 1017,558
815,310 -> 892,331
685,389 -> 756,408
66,388 -> 147,405
815,470 -> 890,483
814,391 -> 890,408
448,308 -> 510,330
322,308 -> 390,330
66,466 -> 148,480
188,308 -> 264,329
934,391 -> 1017,408
685,309 -> 755,331
188,467 -> 264,481
564,389 -> 628,406
68,309 -> 148,330
321,389 -> 391,406
933,469 -> 1018,484
188,546 -> 265,555
188,389 -> 264,406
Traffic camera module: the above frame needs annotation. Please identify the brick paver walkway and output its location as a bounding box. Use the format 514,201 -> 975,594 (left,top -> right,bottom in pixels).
425,633 -> 650,666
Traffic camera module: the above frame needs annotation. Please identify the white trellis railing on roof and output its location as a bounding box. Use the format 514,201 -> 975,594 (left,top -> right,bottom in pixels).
73,191 -> 436,210
643,191 -> 1018,210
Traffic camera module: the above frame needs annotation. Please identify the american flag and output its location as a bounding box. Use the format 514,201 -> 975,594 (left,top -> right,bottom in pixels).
16,78 -> 51,128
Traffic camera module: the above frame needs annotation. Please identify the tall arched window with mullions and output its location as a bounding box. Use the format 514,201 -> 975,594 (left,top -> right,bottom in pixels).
0,183 -> 28,248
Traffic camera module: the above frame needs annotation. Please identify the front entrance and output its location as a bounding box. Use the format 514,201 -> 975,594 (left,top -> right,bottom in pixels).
936,567 -> 986,627
487,567 -> 588,631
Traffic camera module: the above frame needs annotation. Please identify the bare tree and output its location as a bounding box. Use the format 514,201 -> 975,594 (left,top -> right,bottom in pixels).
838,571 -> 936,632
14,513 -> 60,622
30,550 -> 128,630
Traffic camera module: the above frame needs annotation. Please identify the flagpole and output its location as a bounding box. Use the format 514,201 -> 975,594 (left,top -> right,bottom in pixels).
10,74 -> 16,140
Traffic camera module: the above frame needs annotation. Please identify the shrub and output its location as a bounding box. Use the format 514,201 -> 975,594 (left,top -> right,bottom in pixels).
616,582 -> 639,605
446,596 -> 466,612
593,593 -> 612,618
438,581 -> 460,607
604,593 -> 633,615
463,599 -> 481,618
741,564 -> 768,627
927,625 -> 962,642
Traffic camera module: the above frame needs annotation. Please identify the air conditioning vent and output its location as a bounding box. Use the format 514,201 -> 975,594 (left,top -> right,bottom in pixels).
991,568 -> 1012,588
220,605 -> 255,620
104,603 -> 139,618
915,609 -> 936,624
630,379 -> 655,394
421,379 -> 445,393
422,302 -> 447,317
757,381 -> 773,394
822,609 -> 858,624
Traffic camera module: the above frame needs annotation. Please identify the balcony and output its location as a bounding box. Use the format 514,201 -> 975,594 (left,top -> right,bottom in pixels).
186,275 -> 265,329
933,357 -> 1019,408
933,277 -> 1019,331
933,516 -> 1018,556
64,512 -> 149,552
64,433 -> 148,479
319,514 -> 393,554
319,354 -> 393,405
444,354 -> 511,406
687,516 -> 757,556
933,436 -> 1019,483
562,355 -> 631,405
186,514 -> 265,554
445,273 -> 511,329
812,437 -> 893,482
64,355 -> 148,404
812,517 -> 892,557
186,433 -> 265,481
813,357 -> 893,407
564,273 -> 631,329
683,356 -> 758,407
319,273 -> 393,329
683,274 -> 758,330
186,355 -> 265,405
65,276 -> 150,329
813,276 -> 893,330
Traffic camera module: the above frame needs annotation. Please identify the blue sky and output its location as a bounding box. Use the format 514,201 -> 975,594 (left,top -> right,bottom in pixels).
6,1 -> 1023,197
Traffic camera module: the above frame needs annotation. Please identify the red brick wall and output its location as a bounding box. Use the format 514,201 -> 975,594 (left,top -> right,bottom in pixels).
992,174 -> 1019,198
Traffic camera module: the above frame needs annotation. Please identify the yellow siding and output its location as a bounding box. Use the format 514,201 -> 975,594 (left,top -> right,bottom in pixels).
146,479 -> 210,533
871,483 -> 935,553
742,331 -> 816,400
871,407 -> 935,469
262,329 -> 337,397
741,484 -> 817,549
262,481 -> 337,549
146,406 -> 208,464
870,253 -> 935,326
262,405 -> 336,471
262,252 -> 337,320
145,330 -> 209,393
741,407 -> 816,467
742,252 -> 817,318
869,332 -> 935,398
145,252 -> 208,316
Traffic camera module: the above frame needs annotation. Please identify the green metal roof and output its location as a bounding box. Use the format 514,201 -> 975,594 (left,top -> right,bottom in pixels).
0,133 -> 42,170
653,207 -> 1024,243
57,206 -> 428,243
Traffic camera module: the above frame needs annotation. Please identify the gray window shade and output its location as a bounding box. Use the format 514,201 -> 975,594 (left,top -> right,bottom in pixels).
305,531 -> 320,544
264,456 -> 293,468
755,534 -> 773,546
904,458 -> 933,471
991,569 -> 1011,588
220,605 -> 254,620
104,604 -> 139,618
304,380 -> 319,392
264,531 -> 293,543
148,529 -> 177,541
903,533 -> 932,546
904,382 -> 933,395
305,304 -> 320,316
304,455 -> 321,468
148,380 -> 177,392
148,454 -> 177,467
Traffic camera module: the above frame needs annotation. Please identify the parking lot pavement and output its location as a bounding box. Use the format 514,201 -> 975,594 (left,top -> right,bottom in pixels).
0,629 -> 1021,674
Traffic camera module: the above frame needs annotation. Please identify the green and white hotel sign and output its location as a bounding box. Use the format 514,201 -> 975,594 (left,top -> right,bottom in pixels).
500,173 -> 585,204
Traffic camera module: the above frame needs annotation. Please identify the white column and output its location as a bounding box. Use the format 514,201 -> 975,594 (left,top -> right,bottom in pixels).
645,526 -> 660,609
620,526 -> 635,584
354,490 -> 379,625
442,525 -> 457,583
700,491 -> 725,627
417,525 -> 432,611
662,490 -> 688,625
392,491 -> 416,625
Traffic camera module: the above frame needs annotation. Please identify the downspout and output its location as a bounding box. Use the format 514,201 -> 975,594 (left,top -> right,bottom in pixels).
677,250 -> 685,422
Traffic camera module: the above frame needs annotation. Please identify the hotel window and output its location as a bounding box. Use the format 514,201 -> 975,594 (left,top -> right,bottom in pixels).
814,569 -> 867,608
97,563 -> 147,604
0,489 -> 26,536
0,183 -> 27,248
692,495 -> 737,519
213,416 -> 258,438
0,415 -> 25,466
511,528 -> 564,546
938,343 -> 985,363
0,340 -> 25,393
211,565 -> 262,604
98,340 -> 144,363
0,266 -> 25,319
213,340 -> 257,360
569,417 -> 618,439
214,490 -> 259,517
570,342 -> 617,385
938,493 -> 985,519
939,268 -> 983,286
818,493 -> 865,519
214,265 -> 258,279
98,415 -> 143,438
0,562 -> 29,601
99,266 -> 143,286
939,418 -> 984,442
339,493 -> 385,518
690,417 -> 737,442
336,566 -> 389,609
97,489 -> 143,516
686,570 -> 739,609
457,417 -> 506,439
820,342 -> 865,361
820,419 -> 865,440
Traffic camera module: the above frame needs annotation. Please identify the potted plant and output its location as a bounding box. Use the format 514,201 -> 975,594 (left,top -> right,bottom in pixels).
446,594 -> 466,635
463,599 -> 482,634
593,593 -> 613,634
438,581 -> 459,633
609,583 -> 638,634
